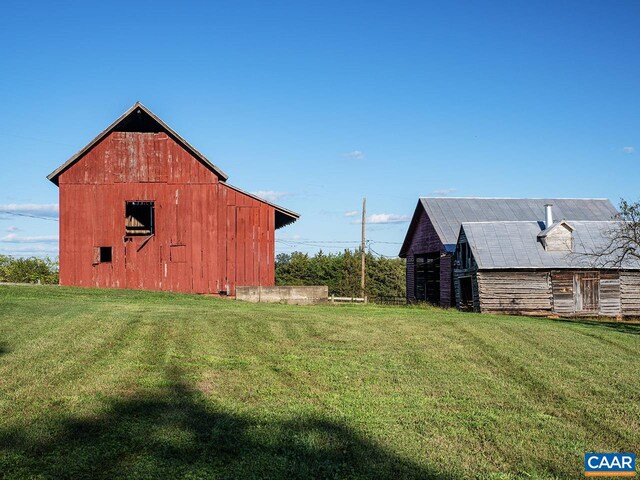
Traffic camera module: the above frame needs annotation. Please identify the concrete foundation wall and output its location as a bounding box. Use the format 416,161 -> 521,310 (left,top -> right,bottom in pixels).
236,286 -> 328,305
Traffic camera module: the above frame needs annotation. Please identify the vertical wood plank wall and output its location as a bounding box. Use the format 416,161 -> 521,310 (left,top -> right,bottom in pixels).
58,132 -> 276,295
404,208 -> 453,307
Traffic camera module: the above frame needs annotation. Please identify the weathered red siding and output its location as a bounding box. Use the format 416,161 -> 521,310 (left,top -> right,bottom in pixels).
403,207 -> 453,307
58,131 -> 275,295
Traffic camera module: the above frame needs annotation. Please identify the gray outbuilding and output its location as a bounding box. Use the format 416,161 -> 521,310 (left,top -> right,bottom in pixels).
453,209 -> 640,317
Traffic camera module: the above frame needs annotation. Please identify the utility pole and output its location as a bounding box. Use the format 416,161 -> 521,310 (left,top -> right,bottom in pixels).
361,197 -> 366,299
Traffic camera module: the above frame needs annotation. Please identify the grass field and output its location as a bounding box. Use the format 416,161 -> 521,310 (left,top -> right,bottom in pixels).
0,285 -> 638,479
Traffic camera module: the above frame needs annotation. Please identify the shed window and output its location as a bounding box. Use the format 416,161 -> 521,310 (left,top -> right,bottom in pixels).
99,247 -> 112,263
126,201 -> 155,236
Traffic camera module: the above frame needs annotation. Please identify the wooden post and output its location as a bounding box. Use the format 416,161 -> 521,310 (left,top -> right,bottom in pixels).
361,197 -> 366,298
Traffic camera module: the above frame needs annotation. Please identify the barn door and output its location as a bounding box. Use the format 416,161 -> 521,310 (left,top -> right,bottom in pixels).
414,253 -> 440,305
225,207 -> 237,295
575,273 -> 599,313
124,236 -> 156,290
124,238 -> 139,289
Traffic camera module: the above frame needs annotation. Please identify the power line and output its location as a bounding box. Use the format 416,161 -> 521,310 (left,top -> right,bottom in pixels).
0,212 -> 59,222
276,240 -> 360,244
275,239 -> 401,246
276,238 -> 402,258
368,245 -> 400,259
0,132 -> 76,148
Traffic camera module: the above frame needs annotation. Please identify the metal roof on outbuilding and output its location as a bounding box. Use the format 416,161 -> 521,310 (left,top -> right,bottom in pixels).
461,220 -> 640,270
399,197 -> 619,256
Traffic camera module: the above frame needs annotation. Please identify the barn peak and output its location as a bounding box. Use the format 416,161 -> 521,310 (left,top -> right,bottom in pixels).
47,102 -> 229,185
113,102 -> 165,133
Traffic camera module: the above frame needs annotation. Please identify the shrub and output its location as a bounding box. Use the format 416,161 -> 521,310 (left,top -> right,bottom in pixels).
275,249 -> 405,299
0,255 -> 59,284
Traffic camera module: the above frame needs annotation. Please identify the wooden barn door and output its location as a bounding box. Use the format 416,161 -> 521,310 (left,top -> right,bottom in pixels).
414,254 -> 440,305
575,272 -> 600,313
225,208 -> 237,295
124,238 -> 139,289
124,236 -> 156,290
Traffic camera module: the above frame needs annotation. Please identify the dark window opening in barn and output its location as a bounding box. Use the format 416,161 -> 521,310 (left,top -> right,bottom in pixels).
126,201 -> 155,236
114,109 -> 163,133
415,253 -> 440,304
457,242 -> 472,270
99,247 -> 112,263
458,242 -> 471,269
461,243 -> 466,268
459,277 -> 473,311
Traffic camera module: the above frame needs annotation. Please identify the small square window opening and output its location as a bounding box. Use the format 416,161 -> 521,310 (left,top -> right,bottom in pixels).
99,247 -> 112,263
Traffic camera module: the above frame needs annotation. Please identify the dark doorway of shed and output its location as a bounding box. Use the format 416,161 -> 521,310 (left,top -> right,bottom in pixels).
126,202 -> 155,236
459,277 -> 473,311
415,253 -> 440,305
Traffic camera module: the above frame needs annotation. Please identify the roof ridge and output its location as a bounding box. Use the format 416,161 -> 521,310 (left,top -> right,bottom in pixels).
461,219 -> 620,224
420,196 -> 611,200
461,220 -> 542,224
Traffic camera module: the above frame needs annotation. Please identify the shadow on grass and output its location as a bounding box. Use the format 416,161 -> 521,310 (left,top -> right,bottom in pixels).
0,367 -> 445,480
0,342 -> 9,355
552,317 -> 640,335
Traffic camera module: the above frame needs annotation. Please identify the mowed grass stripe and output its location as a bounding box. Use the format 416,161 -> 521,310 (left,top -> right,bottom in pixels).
0,285 -> 638,479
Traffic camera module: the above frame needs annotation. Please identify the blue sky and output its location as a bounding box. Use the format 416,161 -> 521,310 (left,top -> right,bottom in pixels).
0,0 -> 638,257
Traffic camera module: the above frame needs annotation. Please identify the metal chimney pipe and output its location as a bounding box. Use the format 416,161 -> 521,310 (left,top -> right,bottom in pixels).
544,204 -> 553,228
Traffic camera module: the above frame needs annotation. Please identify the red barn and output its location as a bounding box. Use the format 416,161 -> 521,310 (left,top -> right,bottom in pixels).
47,103 -> 298,295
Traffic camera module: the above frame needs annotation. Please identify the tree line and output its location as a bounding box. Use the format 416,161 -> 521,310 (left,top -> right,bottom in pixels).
275,249 -> 405,300
0,256 -> 59,284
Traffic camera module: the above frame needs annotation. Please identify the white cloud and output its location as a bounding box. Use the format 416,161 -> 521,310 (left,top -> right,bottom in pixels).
0,234 -> 59,243
344,150 -> 365,160
6,226 -> 19,232
432,188 -> 457,196
367,213 -> 410,224
0,203 -> 59,218
623,146 -> 635,154
250,191 -> 289,203
344,210 -> 359,217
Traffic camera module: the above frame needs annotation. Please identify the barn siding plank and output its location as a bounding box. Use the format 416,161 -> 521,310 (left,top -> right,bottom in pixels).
477,271 -> 552,315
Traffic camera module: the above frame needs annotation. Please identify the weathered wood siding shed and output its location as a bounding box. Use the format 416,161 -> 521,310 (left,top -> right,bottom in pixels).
400,198 -> 619,308
48,103 -> 298,295
453,219 -> 640,317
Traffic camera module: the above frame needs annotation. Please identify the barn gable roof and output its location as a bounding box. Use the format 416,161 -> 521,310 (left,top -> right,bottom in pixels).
46,103 -> 300,228
47,102 -> 229,185
459,220 -> 640,270
399,197 -> 618,256
224,184 -> 299,229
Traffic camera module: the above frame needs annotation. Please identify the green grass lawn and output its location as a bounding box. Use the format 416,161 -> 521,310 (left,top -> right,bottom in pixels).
0,285 -> 638,479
